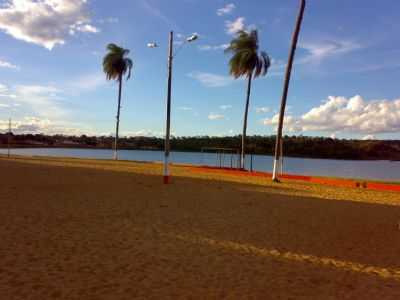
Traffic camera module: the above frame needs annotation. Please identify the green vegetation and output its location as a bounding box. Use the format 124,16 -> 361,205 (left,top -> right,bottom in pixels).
2,134 -> 400,161
225,30 -> 270,168
103,43 -> 133,160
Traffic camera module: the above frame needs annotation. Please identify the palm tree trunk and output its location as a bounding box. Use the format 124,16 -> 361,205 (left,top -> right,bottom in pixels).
272,0 -> 306,181
241,73 -> 252,169
114,73 -> 123,160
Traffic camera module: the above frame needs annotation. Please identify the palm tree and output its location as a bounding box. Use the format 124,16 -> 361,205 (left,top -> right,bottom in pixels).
103,43 -> 133,160
225,30 -> 270,169
272,0 -> 306,181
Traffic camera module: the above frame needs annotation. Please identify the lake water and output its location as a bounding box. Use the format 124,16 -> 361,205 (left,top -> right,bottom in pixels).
1,147 -> 399,182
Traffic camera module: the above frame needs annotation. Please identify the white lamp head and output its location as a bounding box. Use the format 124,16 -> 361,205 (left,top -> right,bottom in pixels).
147,42 -> 158,48
186,34 -> 198,42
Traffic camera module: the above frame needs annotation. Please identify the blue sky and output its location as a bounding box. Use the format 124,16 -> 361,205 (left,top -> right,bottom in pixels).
0,0 -> 399,140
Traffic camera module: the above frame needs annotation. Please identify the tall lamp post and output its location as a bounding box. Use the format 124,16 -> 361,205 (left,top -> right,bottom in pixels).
148,31 -> 198,184
7,118 -> 11,158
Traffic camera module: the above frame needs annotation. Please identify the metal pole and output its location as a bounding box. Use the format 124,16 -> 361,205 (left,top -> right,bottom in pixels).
272,0 -> 306,181
7,118 -> 11,158
114,74 -> 123,160
164,31 -> 173,184
280,138 -> 284,175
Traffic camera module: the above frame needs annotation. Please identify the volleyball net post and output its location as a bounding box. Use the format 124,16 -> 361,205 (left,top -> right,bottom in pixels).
200,147 -> 240,169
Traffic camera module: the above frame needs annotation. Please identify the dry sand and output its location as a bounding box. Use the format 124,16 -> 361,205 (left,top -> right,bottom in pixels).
1,156 -> 400,299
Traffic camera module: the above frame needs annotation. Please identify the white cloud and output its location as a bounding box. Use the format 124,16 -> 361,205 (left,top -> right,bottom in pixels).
255,107 -> 270,113
268,40 -> 363,75
208,113 -> 225,120
219,105 -> 232,110
188,72 -> 234,88
263,95 -> 400,135
0,84 -> 8,93
1,74 -> 108,123
217,3 -> 236,16
0,93 -> 17,98
122,129 -> 164,138
70,23 -> 99,34
177,106 -> 193,111
299,40 -> 361,64
362,134 -> 376,140
266,40 -> 361,76
0,0 -> 99,50
67,73 -> 107,92
198,44 -> 229,51
12,85 -> 66,117
263,114 -> 300,133
0,116 -> 90,135
0,85 -> 16,102
0,59 -> 19,70
225,17 -> 246,35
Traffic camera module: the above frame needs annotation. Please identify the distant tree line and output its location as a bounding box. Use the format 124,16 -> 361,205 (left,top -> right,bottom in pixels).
0,133 -> 399,161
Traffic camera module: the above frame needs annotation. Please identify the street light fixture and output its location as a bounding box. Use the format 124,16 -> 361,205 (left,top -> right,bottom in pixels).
186,34 -> 198,43
147,42 -> 158,48
148,31 -> 198,184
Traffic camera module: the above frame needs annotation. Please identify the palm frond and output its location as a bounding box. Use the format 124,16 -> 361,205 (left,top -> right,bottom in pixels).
259,51 -> 271,76
103,43 -> 133,82
124,58 -> 133,80
225,29 -> 269,79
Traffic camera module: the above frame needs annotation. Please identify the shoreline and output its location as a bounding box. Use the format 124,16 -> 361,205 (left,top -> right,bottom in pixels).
1,145 -> 398,162
1,154 -> 399,189
0,152 -> 400,185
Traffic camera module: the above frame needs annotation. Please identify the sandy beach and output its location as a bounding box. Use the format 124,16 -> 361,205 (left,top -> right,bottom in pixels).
1,156 -> 400,299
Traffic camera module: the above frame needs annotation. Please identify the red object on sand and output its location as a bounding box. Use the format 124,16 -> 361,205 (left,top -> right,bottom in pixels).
163,175 -> 170,184
190,166 -> 400,193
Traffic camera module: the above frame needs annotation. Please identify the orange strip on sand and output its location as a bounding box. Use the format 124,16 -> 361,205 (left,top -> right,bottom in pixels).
189,166 -> 400,193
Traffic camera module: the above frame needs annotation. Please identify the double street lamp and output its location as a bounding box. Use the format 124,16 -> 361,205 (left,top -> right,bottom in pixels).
148,31 -> 198,184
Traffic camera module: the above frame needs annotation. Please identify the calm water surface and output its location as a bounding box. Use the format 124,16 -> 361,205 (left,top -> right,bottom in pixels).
1,148 -> 399,182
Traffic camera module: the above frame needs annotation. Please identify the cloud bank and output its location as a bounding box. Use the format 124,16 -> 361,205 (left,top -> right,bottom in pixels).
225,17 -> 246,35
263,95 -> 400,135
217,3 -> 236,16
0,59 -> 19,69
0,117 -> 88,135
0,0 -> 99,49
208,113 -> 225,120
187,72 -> 234,88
